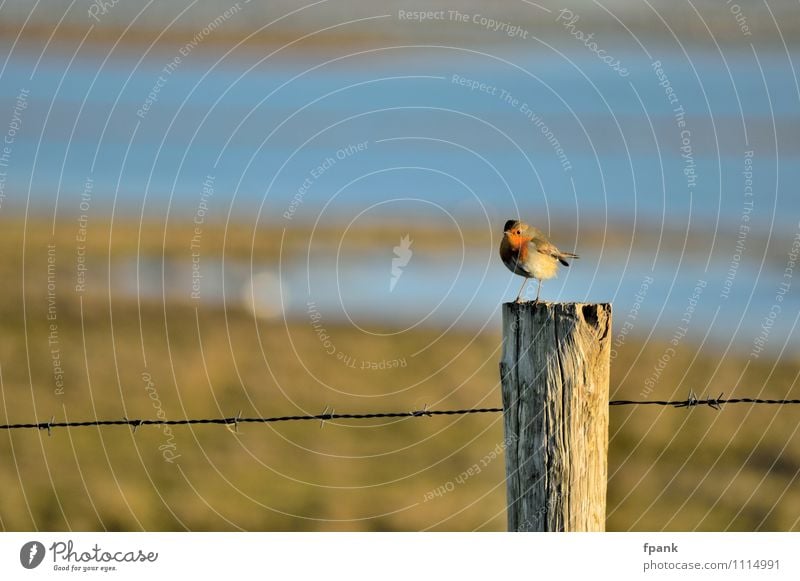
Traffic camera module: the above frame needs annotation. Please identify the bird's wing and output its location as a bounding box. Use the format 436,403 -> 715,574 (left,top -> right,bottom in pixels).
528,234 -> 560,258
528,235 -> 575,266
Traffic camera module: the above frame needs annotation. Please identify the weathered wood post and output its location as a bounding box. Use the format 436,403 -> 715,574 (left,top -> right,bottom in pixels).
500,301 -> 611,531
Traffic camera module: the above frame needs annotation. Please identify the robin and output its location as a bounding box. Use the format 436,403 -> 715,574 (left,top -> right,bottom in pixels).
499,219 -> 579,303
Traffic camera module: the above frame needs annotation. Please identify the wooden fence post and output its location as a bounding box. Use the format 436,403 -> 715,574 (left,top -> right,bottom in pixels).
500,301 -> 612,532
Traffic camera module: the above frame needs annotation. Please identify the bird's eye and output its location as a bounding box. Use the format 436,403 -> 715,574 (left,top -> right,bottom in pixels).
516,230 -> 521,235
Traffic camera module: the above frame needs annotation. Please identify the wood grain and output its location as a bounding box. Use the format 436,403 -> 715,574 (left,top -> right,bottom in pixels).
500,301 -> 611,532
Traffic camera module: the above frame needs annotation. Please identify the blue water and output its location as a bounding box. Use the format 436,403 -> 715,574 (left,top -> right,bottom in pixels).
1,42 -> 799,353
1,44 -> 798,225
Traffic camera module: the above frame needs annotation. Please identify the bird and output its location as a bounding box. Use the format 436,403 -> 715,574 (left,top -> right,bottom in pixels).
499,219 -> 579,303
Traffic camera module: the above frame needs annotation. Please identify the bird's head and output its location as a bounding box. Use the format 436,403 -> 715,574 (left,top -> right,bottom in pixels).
503,220 -> 529,238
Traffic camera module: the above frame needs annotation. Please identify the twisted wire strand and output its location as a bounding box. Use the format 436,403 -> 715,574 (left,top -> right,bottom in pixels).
3,396 -> 800,432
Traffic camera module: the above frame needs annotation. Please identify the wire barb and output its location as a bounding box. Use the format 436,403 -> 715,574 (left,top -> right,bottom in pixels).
411,403 -> 432,417
319,406 -> 333,429
42,416 -> 55,437
675,390 -> 699,408
226,410 -> 243,433
124,416 -> 143,434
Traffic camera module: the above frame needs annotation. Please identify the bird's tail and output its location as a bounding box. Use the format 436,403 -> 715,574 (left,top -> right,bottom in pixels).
557,251 -> 579,267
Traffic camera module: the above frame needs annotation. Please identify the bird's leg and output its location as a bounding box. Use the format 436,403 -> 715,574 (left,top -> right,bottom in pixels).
515,278 -> 529,303
534,279 -> 542,303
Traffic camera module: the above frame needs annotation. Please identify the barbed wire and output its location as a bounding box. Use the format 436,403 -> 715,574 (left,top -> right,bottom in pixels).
2,394 -> 800,433
609,392 -> 800,410
0,407 -> 503,435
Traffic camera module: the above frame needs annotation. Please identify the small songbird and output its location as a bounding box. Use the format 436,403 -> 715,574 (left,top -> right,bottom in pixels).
499,219 -> 579,303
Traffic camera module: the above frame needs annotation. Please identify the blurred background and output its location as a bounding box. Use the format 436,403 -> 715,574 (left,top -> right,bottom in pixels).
0,0 -> 799,531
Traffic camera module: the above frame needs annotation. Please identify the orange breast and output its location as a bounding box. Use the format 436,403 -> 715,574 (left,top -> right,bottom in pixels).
517,238 -> 529,262
507,233 -> 531,256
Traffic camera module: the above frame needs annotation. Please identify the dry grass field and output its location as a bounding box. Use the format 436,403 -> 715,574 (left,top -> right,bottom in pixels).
1,218 -> 799,531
